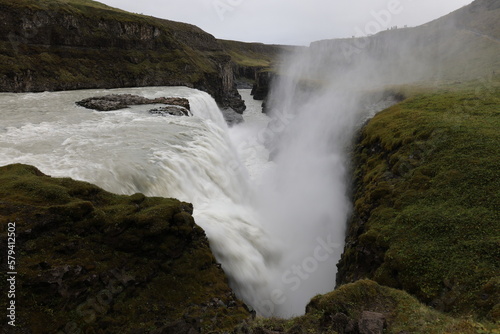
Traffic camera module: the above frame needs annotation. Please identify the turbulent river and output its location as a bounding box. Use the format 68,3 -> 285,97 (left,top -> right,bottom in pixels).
0,84 -> 392,317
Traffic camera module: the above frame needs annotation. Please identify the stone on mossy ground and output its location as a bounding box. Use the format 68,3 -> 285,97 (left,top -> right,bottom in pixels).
0,164 -> 249,334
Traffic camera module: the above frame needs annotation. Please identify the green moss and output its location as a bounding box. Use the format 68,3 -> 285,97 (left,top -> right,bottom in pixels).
341,77 -> 500,320
0,164 -> 249,333
0,0 -> 155,22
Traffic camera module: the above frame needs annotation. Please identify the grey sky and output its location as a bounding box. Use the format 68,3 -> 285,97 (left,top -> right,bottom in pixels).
98,0 -> 473,45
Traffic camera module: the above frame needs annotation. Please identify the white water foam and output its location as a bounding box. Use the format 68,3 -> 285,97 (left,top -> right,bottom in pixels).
0,87 -> 279,315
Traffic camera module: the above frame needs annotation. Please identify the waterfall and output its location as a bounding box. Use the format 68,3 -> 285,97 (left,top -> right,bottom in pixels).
0,87 -> 280,315
244,39 -> 405,315
0,76 -> 393,318
246,76 -> 363,317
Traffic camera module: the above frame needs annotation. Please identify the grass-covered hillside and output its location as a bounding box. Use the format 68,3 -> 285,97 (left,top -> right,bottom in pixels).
338,76 -> 500,319
1,0 -> 125,12
235,280 -> 499,334
0,164 -> 249,334
220,40 -> 293,69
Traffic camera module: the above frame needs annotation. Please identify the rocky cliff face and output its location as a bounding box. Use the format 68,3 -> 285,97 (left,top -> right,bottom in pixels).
219,40 -> 295,98
251,70 -> 274,101
0,0 -> 245,112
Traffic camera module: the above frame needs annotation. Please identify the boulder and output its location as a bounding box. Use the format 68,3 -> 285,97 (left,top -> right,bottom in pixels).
75,94 -> 190,111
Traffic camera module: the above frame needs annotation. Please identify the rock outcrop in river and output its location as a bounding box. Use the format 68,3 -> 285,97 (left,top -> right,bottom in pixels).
76,94 -> 190,112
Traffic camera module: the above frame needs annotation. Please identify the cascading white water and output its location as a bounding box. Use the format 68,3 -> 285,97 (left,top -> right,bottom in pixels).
0,86 -> 280,315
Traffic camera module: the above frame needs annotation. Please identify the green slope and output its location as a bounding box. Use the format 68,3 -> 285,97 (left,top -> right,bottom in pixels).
337,77 -> 500,321
308,0 -> 500,84
236,280 -> 498,334
0,164 -> 249,333
220,40 -> 293,68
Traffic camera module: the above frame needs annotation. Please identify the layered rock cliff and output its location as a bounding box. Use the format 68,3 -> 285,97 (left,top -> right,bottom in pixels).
0,0 -> 245,112
220,40 -> 292,84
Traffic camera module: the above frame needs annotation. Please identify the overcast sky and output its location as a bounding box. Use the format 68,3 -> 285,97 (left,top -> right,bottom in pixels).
98,0 -> 473,45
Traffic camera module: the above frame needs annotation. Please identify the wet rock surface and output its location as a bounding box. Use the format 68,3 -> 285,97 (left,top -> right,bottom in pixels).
149,105 -> 191,116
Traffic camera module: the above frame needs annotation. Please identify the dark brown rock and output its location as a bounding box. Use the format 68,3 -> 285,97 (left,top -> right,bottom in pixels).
149,106 -> 191,117
252,71 -> 274,101
321,312 -> 352,333
221,107 -> 244,126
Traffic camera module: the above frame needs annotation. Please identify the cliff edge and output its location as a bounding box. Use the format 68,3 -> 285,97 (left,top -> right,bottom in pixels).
0,164 -> 249,333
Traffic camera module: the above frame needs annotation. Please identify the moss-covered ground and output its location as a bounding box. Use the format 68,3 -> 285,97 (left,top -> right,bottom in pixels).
0,164 -> 249,334
338,75 -> 500,319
